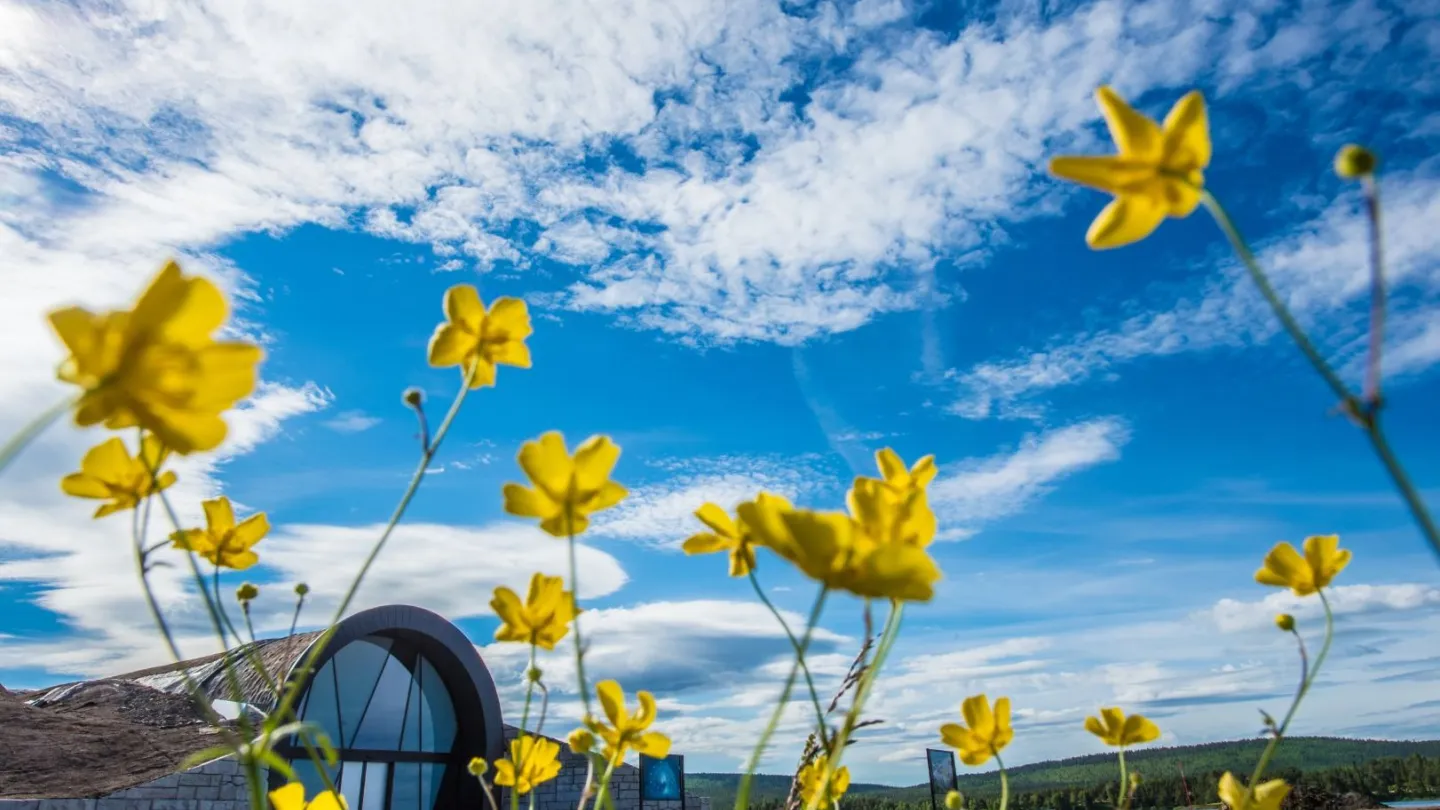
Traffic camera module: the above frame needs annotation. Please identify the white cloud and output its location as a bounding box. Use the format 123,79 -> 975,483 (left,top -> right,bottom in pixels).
1207,583 -> 1440,634
930,418 -> 1130,530
950,174 -> 1440,419
321,409 -> 382,434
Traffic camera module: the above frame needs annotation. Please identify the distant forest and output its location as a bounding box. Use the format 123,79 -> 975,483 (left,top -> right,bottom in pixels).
685,737 -> 1440,810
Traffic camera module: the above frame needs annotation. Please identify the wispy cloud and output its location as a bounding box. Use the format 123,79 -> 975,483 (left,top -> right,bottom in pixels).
321,409 -> 382,433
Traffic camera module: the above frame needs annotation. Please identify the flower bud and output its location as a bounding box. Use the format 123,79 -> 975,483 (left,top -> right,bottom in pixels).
467,757 -> 488,777
1130,772 -> 1143,789
568,728 -> 595,755
946,791 -> 965,810
1275,613 -> 1296,632
403,387 -> 425,408
526,666 -> 543,683
235,583 -> 259,603
1335,145 -> 1377,179
295,582 -> 310,597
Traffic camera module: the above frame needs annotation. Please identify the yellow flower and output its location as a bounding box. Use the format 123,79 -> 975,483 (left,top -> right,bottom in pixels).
741,495 -> 940,602
490,573 -> 580,650
502,432 -> 627,537
1217,772 -> 1290,810
868,447 -> 939,546
848,477 -> 937,549
1048,86 -> 1211,249
60,434 -> 177,518
171,496 -> 269,570
467,757 -> 488,777
48,261 -> 263,454
269,782 -> 347,810
797,754 -> 851,808
492,734 -> 562,796
940,694 -> 1014,766
584,680 -> 671,765
427,284 -> 532,389
1255,535 -> 1351,596
682,502 -> 761,577
1083,707 -> 1160,747
874,447 -> 938,495
1275,613 -> 1296,632
946,791 -> 965,810
567,728 -> 595,755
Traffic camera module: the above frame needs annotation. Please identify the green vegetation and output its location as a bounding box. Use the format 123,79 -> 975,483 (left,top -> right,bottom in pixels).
688,737 -> 1440,810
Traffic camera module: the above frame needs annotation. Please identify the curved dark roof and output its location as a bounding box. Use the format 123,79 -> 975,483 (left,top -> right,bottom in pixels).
0,605 -> 506,800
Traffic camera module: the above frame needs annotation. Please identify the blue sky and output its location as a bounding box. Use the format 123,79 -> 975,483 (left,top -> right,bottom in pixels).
2,0 -> 1439,786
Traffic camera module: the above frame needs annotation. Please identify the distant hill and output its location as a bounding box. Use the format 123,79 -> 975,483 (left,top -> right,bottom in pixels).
687,737 -> 1440,807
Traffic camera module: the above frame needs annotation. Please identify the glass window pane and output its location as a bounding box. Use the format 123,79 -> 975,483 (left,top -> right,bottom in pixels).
391,762 -> 422,810
336,762 -> 363,810
333,637 -> 393,747
352,653 -> 413,750
420,762 -> 445,810
362,762 -> 389,810
417,658 -> 456,753
299,660 -> 341,748
399,667 -> 423,752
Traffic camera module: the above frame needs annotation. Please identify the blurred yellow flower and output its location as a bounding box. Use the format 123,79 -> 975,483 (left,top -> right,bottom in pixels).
492,735 -> 562,796
47,261 -> 262,454
1217,772 -> 1290,810
60,434 -> 176,518
797,754 -> 851,809
567,727 -> 595,755
584,680 -> 671,765
467,757 -> 488,777
171,496 -> 269,571
682,502 -> 761,577
490,573 -> 580,650
1275,613 -> 1296,632
874,448 -> 938,496
1048,86 -> 1210,249
866,447 -> 939,546
502,432 -> 627,537
848,477 -> 936,549
940,694 -> 1014,766
427,284 -> 532,389
1255,535 -> 1351,596
1083,707 -> 1160,747
268,782 -> 347,810
235,582 -> 259,603
741,496 -> 940,602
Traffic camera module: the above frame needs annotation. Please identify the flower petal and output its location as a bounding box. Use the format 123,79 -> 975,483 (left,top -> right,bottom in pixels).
596,680 -> 626,729
444,285 -> 485,331
268,782 -> 307,810
61,473 -> 111,499
1096,86 -> 1163,160
1161,91 -> 1211,170
694,503 -> 738,538
635,731 -> 671,758
232,513 -> 270,547
1049,156 -> 1157,196
428,324 -> 474,368
682,532 -> 730,556
502,483 -> 554,519
518,432 -> 573,502
203,497 -> 237,533
486,297 -> 534,340
573,435 -> 621,492
1085,193 -> 1167,250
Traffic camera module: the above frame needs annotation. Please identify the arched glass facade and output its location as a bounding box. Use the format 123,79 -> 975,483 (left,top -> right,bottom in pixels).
278,634 -> 465,810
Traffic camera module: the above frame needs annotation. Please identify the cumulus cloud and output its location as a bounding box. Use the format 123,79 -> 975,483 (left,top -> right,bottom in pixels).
1207,583 -> 1440,634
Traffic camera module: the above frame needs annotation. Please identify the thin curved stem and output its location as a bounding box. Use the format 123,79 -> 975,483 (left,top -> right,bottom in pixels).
1245,591 -> 1336,799
748,570 -> 828,745
0,396 -> 74,478
996,754 -> 1010,810
568,529 -> 594,721
1361,174 -> 1385,406
1117,749 -> 1128,810
737,587 -> 829,810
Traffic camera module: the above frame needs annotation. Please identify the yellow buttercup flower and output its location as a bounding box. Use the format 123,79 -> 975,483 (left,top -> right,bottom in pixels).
567,727 -> 595,755
1217,772 -> 1290,810
1255,535 -> 1351,596
940,694 -> 1014,766
797,754 -> 850,809
874,447 -> 938,495
502,432 -> 627,537
868,447 -> 939,546
492,734 -> 562,796
682,502 -> 761,577
1049,86 -> 1211,249
60,434 -> 177,518
171,496 -> 269,571
268,782 -> 347,810
490,573 -> 580,650
427,284 -> 532,389
584,680 -> 671,765
47,261 -> 263,454
1083,707 -> 1160,747
848,477 -> 937,549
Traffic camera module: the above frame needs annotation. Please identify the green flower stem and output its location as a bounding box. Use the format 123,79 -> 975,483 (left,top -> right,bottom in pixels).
568,528 -> 595,721
576,754 -> 598,810
748,569 -> 829,746
594,758 -> 620,810
1201,192 -> 1440,563
514,646 -> 540,810
269,363 -> 477,753
1244,590 -> 1335,802
805,602 -> 905,810
0,395 -> 74,478
1361,174 -> 1385,405
242,605 -> 257,646
288,592 -> 306,638
737,586 -> 829,810
1117,749 -> 1128,810
996,754 -> 1010,810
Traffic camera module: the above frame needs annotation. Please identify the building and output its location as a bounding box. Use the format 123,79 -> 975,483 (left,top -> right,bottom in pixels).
0,605 -> 711,810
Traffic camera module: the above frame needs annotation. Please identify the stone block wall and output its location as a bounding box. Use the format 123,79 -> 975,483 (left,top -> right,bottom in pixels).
0,757 -> 258,810
498,727 -> 709,810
